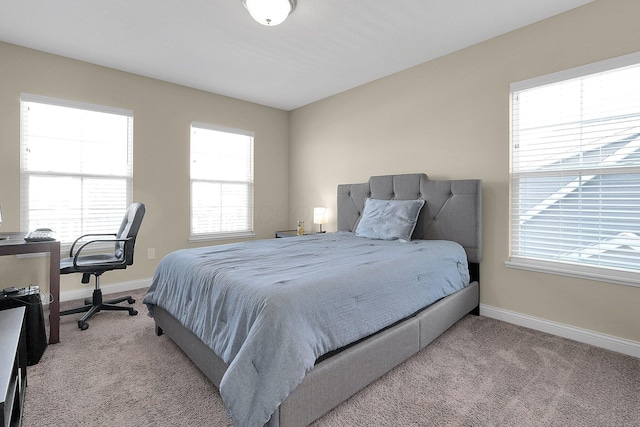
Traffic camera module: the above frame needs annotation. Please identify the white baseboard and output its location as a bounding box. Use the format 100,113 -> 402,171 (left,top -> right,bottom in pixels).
58,277 -> 152,303
480,304 -> 640,359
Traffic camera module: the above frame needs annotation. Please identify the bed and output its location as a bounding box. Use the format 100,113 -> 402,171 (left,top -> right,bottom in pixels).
143,173 -> 482,427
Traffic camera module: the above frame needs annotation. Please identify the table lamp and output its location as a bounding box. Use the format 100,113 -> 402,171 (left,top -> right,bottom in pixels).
313,207 -> 328,233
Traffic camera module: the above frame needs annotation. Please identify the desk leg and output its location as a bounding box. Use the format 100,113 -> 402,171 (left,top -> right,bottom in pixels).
49,242 -> 60,344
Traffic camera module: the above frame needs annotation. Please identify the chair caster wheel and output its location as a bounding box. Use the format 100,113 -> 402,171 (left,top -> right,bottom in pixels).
128,297 -> 135,304
130,309 -> 138,316
78,321 -> 89,330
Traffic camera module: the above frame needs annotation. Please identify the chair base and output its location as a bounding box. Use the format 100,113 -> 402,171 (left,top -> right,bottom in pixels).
60,288 -> 138,330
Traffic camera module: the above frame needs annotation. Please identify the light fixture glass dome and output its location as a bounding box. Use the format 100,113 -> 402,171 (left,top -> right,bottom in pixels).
243,0 -> 296,26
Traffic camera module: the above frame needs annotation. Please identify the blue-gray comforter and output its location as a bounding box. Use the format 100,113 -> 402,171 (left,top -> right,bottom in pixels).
143,232 -> 470,426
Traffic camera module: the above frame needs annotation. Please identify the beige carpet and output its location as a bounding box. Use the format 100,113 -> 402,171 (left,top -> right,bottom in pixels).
23,288 -> 640,426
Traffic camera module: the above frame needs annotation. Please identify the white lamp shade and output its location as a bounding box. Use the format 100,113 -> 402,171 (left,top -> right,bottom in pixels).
313,207 -> 329,225
243,0 -> 296,26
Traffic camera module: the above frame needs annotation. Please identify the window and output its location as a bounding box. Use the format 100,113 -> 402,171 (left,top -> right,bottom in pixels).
508,52 -> 640,287
20,94 -> 133,246
190,122 -> 254,239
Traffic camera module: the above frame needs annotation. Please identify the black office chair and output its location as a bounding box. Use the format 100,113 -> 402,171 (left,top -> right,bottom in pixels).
60,202 -> 145,330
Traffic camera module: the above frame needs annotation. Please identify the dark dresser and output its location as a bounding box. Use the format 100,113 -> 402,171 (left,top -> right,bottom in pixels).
0,307 -> 27,427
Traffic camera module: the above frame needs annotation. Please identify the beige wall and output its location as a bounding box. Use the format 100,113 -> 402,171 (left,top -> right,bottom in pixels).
1,0 -> 638,344
289,0 -> 640,342
0,42 -> 290,294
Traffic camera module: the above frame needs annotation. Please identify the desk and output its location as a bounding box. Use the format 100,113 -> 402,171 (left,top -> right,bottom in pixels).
0,234 -> 60,344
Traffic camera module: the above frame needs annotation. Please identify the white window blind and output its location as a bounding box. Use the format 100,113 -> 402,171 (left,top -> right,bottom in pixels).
508,52 -> 640,287
190,122 -> 254,239
20,94 -> 133,247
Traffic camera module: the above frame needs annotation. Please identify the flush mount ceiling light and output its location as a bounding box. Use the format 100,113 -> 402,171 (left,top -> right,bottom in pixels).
242,0 -> 297,26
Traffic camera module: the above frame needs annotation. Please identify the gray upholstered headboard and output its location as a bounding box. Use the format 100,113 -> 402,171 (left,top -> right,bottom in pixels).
337,173 -> 482,263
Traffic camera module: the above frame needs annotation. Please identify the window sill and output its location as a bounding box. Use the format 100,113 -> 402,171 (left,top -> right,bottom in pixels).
189,232 -> 256,243
505,257 -> 640,288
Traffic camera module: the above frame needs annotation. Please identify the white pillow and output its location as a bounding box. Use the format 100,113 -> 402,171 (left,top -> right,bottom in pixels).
355,198 -> 425,241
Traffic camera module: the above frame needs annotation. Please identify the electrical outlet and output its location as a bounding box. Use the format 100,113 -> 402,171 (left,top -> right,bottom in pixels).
147,248 -> 156,260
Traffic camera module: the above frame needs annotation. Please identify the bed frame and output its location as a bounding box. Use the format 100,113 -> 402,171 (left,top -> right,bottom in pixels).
151,173 -> 482,426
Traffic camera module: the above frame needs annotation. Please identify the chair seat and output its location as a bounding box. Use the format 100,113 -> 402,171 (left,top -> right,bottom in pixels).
60,254 -> 127,274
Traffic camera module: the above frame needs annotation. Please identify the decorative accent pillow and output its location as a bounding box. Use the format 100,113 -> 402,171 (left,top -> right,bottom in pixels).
355,198 -> 425,241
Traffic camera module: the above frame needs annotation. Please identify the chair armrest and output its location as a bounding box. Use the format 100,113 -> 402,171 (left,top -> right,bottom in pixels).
72,236 -> 133,269
69,233 -> 117,257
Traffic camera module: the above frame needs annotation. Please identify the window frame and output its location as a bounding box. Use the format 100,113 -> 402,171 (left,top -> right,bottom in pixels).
189,122 -> 255,241
506,51 -> 640,288
20,94 -> 133,251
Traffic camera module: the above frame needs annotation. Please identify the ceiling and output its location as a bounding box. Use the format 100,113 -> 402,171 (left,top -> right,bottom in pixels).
0,0 -> 593,111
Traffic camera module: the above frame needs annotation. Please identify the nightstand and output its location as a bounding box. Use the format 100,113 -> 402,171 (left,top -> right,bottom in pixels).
275,230 -> 299,238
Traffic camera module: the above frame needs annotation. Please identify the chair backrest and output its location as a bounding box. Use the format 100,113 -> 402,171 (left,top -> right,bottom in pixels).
115,202 -> 146,265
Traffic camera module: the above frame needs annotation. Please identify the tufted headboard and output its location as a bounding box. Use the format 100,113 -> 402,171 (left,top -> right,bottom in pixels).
337,173 -> 482,264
